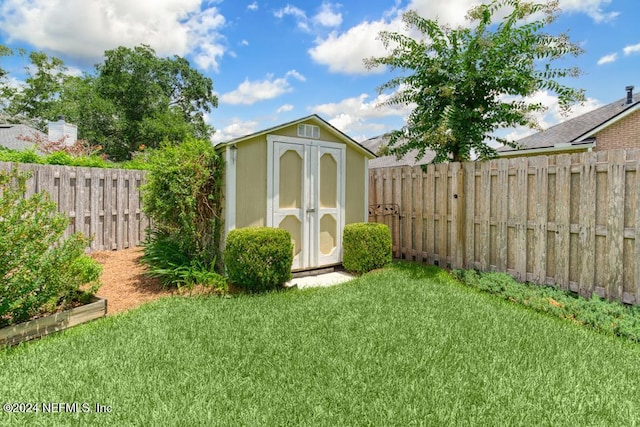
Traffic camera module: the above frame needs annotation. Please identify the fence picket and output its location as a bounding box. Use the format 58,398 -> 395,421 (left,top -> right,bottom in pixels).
532,156 -> 548,284
554,154 -> 571,290
495,158 -> 508,272
578,153 -> 597,298
412,168 -> 424,262
606,150 -> 625,301
0,161 -> 149,252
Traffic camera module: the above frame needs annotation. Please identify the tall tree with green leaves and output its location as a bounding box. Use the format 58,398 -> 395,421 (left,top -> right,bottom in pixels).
95,45 -> 217,159
1,44 -> 218,160
365,0 -> 585,163
7,51 -> 69,129
0,45 -> 16,121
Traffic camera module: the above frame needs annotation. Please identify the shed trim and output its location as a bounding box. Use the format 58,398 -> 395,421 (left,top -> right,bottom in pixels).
224,145 -> 236,236
364,157 -> 369,222
216,114 -> 376,159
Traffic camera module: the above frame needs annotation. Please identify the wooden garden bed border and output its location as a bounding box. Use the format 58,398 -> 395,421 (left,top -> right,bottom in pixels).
0,297 -> 107,347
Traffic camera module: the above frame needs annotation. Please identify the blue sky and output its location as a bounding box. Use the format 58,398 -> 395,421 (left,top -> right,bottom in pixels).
0,0 -> 638,145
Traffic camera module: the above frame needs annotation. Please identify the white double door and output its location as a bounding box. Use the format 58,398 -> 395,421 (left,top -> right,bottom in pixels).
267,136 -> 345,270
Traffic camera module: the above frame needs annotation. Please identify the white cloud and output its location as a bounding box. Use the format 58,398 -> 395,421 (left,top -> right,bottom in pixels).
211,118 -> 260,144
308,1 -> 486,75
407,0 -> 483,27
185,6 -> 227,72
558,0 -> 619,23
312,3 -> 342,28
309,19 -> 403,74
310,90 -> 413,135
247,2 -> 258,11
597,53 -> 617,65
241,40 -> 249,46
274,5 -> 310,31
623,43 -> 640,56
310,0 -> 619,76
220,70 -> 306,105
0,0 -> 227,71
285,69 -> 306,82
277,104 -> 294,113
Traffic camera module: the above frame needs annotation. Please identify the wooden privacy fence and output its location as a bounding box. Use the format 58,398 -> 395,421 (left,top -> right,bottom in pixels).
368,149 -> 640,306
0,161 -> 149,252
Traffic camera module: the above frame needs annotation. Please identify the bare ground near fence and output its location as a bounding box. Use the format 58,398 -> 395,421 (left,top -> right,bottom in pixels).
369,149 -> 640,306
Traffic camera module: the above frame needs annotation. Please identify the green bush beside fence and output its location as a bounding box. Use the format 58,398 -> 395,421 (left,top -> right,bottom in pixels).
0,167 -> 101,327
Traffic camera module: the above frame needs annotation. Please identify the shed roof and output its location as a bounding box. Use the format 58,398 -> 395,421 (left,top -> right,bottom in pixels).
0,124 -> 44,152
216,114 -> 376,159
499,90 -> 640,155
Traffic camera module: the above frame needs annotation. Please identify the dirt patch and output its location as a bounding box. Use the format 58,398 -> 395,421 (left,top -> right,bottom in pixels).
91,247 -> 225,315
91,247 -> 172,315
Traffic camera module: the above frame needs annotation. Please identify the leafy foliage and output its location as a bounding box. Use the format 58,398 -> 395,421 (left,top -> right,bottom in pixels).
4,51 -> 68,130
365,0 -> 585,163
0,167 -> 101,327
0,146 -> 151,170
1,44 -> 218,161
141,231 -> 225,290
224,227 -> 293,292
94,45 -> 217,159
453,269 -> 640,343
342,223 -> 392,274
141,138 -> 225,288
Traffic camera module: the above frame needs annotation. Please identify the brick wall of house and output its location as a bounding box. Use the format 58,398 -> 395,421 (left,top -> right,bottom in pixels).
594,109 -> 640,151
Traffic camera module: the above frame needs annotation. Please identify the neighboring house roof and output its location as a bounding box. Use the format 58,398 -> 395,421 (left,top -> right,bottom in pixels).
0,124 -> 44,152
216,114 -> 376,159
360,134 -> 435,168
499,88 -> 640,155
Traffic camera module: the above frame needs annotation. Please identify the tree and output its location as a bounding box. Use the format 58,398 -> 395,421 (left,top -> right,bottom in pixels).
365,0 -> 585,163
95,45 -> 218,159
7,51 -> 69,129
1,44 -> 218,160
0,45 -> 14,98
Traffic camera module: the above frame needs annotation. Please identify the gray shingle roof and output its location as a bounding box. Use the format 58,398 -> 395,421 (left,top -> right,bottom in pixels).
360,134 -> 435,168
0,124 -> 44,151
500,91 -> 640,152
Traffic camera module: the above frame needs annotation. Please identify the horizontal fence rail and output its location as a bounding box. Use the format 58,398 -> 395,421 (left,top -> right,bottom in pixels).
369,149 -> 640,306
0,161 -> 150,252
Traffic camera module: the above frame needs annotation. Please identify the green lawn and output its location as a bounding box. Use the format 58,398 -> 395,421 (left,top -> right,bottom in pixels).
1,262 -> 640,426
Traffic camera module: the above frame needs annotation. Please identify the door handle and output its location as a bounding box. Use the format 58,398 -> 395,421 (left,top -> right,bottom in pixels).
306,208 -> 316,213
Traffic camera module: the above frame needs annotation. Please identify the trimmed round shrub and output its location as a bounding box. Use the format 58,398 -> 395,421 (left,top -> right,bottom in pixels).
224,227 -> 293,292
342,222 -> 392,274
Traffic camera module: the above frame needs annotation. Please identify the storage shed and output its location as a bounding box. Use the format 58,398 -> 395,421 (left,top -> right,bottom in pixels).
217,114 -> 376,271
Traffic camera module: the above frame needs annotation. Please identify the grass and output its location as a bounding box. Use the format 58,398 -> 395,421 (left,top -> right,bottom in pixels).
1,262 -> 640,426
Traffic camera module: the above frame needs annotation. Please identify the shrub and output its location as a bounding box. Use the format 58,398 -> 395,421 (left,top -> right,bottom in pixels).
0,166 -> 102,327
453,269 -> 640,343
342,222 -> 392,274
0,148 -> 43,164
0,147 -> 152,170
224,227 -> 293,292
141,231 -> 226,290
141,138 -> 224,287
